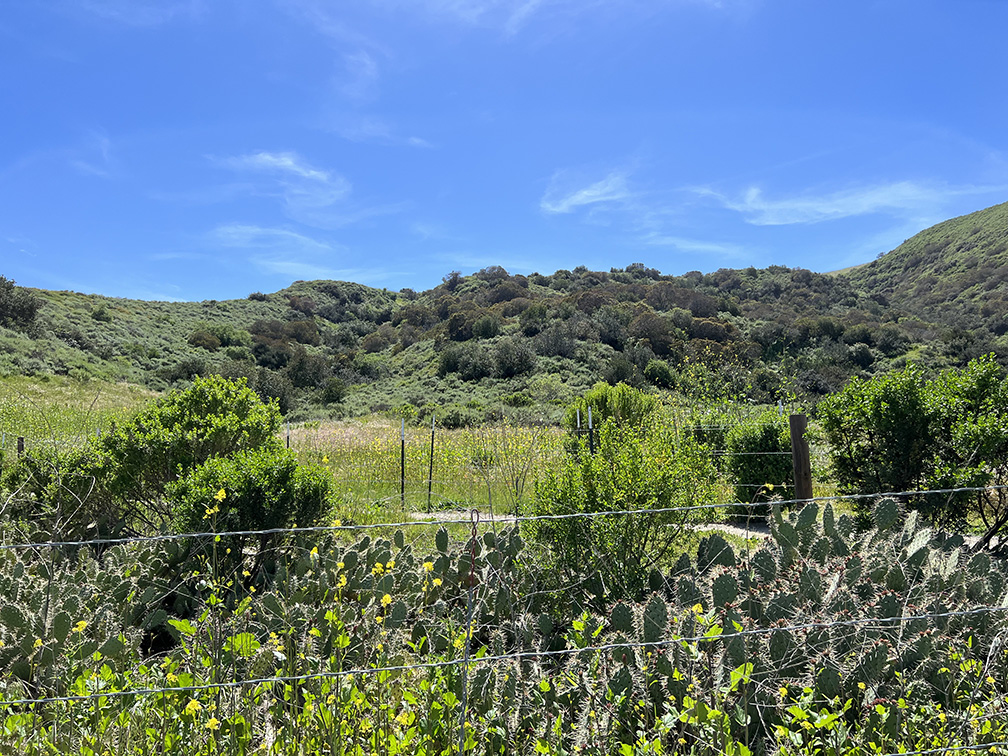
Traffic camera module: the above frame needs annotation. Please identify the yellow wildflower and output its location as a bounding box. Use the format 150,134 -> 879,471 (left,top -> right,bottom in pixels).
185,699 -> 202,716
322,455 -> 329,464
381,593 -> 392,607
433,577 -> 442,587
214,489 -> 226,503
73,620 -> 88,634
206,717 -> 220,731
423,561 -> 434,572
386,559 -> 395,571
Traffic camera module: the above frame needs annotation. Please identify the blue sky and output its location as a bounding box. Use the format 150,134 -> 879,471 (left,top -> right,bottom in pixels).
2,0 -> 1007,301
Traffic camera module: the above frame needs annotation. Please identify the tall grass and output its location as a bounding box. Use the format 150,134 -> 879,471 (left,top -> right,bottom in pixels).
288,418 -> 563,524
0,376 -> 154,458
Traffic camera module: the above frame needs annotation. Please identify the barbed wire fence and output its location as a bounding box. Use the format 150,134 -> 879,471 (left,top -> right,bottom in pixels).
0,487 -> 1006,754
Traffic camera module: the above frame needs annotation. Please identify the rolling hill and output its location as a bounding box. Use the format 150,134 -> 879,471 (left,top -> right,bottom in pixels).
2,202 -> 1007,422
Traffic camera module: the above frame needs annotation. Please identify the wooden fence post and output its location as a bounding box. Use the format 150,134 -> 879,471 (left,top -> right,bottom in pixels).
789,414 -> 813,504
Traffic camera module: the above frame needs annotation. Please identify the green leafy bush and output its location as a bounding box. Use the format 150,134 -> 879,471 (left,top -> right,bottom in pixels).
819,364 -> 931,501
167,447 -> 331,569
563,381 -> 658,432
530,411 -> 717,601
0,276 -> 41,330
644,358 -> 674,388
8,376 -> 283,534
724,411 -> 793,513
494,336 -> 536,378
820,355 -> 1008,543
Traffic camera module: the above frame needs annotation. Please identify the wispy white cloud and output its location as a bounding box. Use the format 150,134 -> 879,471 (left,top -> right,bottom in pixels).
371,0 -> 569,34
214,150 -> 394,229
330,115 -> 433,148
698,181 -> 1008,226
208,223 -> 356,280
540,170 -> 631,214
210,223 -> 333,253
643,233 -> 746,257
218,151 -> 332,183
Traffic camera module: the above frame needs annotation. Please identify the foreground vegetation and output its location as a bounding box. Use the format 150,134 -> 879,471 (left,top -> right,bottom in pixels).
1,358 -> 1007,753
0,498 -> 1003,755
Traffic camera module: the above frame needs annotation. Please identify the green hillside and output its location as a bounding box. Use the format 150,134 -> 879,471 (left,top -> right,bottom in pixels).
3,202 -> 1008,421
845,200 -> 1008,336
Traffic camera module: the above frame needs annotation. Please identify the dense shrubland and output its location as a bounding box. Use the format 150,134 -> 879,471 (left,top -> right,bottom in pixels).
4,202 -> 1008,422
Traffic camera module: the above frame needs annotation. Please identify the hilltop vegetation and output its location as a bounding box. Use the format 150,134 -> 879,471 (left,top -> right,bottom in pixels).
848,201 -> 1008,338
1,202 -> 1007,422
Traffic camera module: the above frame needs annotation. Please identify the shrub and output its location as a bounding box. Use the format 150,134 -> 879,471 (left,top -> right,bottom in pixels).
2,376 -> 283,536
563,382 -> 658,433
494,336 -> 536,378
471,314 -> 501,340
724,412 -> 794,514
530,413 -> 717,602
167,448 -> 331,569
644,359 -> 674,388
819,364 -> 931,503
0,276 -> 41,330
820,355 -> 1008,542
187,329 -> 221,351
85,375 -> 282,530
91,304 -> 113,322
252,369 -> 294,415
321,377 -> 347,404
285,349 -> 329,388
603,355 -> 638,386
